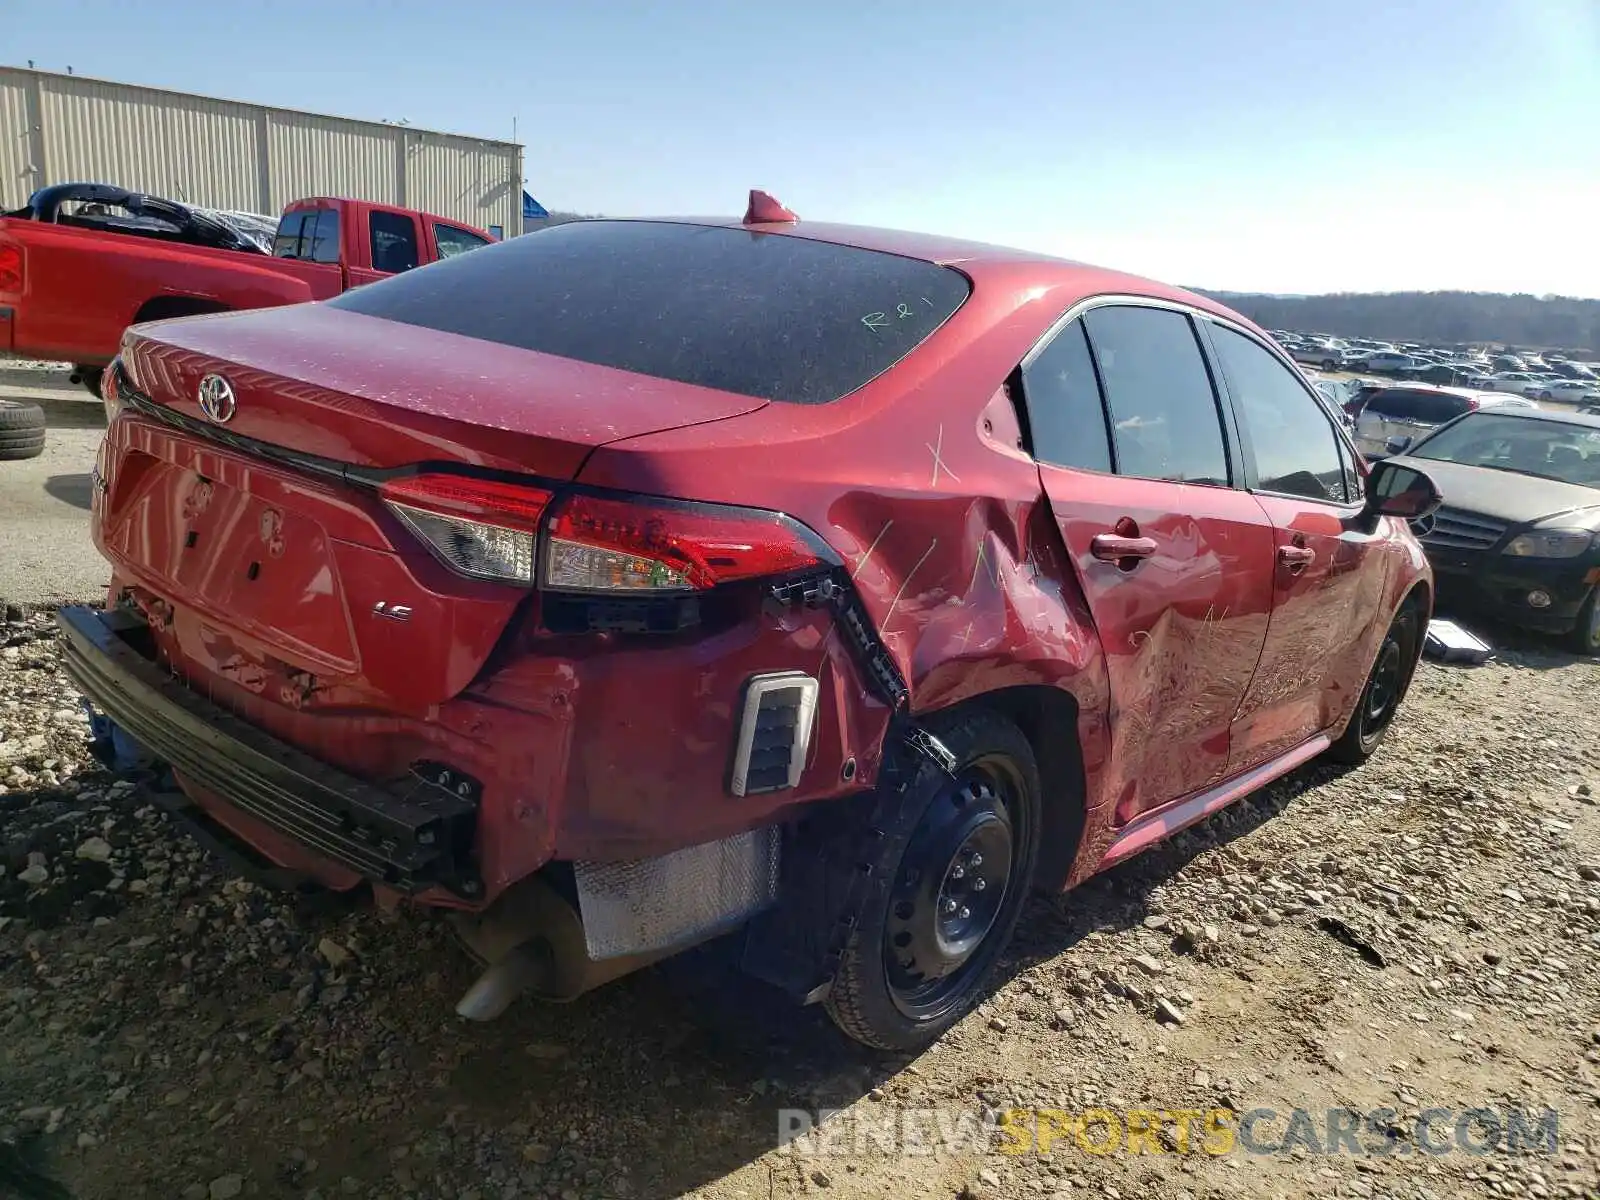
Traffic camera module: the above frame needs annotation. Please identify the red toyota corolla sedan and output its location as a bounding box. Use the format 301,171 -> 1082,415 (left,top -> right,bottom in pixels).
61,194 -> 1439,1050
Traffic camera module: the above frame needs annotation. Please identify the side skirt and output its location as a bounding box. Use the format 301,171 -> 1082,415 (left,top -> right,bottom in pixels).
1091,735 -> 1331,875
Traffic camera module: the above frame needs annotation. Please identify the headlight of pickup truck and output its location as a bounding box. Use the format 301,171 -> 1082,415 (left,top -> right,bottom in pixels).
1502,529 -> 1595,558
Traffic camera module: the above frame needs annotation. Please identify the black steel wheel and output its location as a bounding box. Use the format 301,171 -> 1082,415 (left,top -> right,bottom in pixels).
824,708 -> 1041,1051
1329,603 -> 1421,764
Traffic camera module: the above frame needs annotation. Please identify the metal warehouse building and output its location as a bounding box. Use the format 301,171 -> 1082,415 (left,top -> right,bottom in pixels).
0,65 -> 524,238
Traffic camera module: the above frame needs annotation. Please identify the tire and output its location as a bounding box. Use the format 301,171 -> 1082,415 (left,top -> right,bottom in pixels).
1328,603 -> 1422,764
1566,590 -> 1600,657
824,708 -> 1042,1051
0,398 -> 46,461
1322,359 -> 1336,371
73,364 -> 104,401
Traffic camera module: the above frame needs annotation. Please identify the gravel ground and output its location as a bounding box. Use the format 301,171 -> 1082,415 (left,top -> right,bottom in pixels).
1,603 -> 1597,1200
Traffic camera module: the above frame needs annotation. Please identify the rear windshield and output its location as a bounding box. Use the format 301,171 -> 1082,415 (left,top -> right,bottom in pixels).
1366,388 -> 1472,423
327,220 -> 971,405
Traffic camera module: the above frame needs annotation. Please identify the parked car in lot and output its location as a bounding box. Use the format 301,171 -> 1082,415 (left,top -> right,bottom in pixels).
1489,372 -> 1562,397
0,181 -> 495,398
1534,379 -> 1600,404
1413,363 -> 1493,387
1385,408 -> 1600,653
1290,342 -> 1345,370
1353,386 -> 1536,459
59,198 -> 1439,1050
1353,351 -> 1423,375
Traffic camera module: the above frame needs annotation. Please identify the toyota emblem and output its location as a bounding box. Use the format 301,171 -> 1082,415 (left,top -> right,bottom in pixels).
197,374 -> 237,424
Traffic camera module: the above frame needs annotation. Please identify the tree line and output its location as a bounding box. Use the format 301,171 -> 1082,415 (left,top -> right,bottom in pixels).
1195,289 -> 1600,356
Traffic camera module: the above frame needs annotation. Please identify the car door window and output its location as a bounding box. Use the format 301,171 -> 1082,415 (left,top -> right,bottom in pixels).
1210,325 -> 1350,503
271,212 -> 305,258
370,211 -> 420,273
433,223 -> 491,259
307,209 -> 341,263
1082,305 -> 1230,485
1020,319 -> 1113,473
272,208 -> 339,263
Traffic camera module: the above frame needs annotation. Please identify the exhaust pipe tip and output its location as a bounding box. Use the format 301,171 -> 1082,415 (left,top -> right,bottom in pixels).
454,946 -> 542,1022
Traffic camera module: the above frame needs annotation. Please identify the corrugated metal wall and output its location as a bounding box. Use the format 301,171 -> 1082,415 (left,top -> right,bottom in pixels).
0,66 -> 522,235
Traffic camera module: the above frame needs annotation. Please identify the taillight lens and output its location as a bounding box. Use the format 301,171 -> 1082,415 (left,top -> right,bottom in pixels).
542,493 -> 834,594
0,241 -> 21,293
379,474 -> 554,584
0,241 -> 21,294
103,358 -> 123,423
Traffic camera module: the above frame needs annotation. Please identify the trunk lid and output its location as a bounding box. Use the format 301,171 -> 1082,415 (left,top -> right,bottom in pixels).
105,307 -> 769,709
121,303 -> 769,474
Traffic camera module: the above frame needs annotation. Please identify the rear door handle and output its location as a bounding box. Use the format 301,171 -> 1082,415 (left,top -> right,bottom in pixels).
1091,533 -> 1158,562
1278,544 -> 1316,566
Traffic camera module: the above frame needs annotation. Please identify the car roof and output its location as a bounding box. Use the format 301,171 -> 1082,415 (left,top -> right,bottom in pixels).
1462,405 -> 1600,429
630,216 -> 1252,323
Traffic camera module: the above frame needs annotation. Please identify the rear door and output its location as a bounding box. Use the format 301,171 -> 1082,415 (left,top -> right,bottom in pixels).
347,206 -> 422,287
269,205 -> 345,295
1201,320 -> 1386,772
1024,302 -> 1278,823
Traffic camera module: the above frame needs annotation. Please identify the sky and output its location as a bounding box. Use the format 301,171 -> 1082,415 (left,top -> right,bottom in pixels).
7,0 -> 1600,297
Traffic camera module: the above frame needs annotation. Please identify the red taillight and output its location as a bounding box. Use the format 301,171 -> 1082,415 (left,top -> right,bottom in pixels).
542,492 -> 833,594
0,241 -> 22,293
102,358 -> 123,423
379,475 -> 836,593
379,474 -> 554,584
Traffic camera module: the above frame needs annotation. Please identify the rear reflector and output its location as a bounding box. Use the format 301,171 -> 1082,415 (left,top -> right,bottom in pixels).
380,474 -> 554,584
542,493 -> 833,594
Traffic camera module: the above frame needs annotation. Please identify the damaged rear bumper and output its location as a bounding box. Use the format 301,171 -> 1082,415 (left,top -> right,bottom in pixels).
57,604 -> 483,899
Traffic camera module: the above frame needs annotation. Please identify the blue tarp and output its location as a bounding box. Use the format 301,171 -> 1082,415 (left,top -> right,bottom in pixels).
522,191 -> 549,220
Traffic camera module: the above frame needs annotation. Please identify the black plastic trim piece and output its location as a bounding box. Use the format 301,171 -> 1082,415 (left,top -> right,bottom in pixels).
57,605 -> 481,897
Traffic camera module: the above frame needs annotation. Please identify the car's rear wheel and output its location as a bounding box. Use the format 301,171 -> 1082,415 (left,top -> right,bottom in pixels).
0,398 -> 46,461
1566,590 -> 1600,657
824,708 -> 1040,1051
1322,359 -> 1336,371
1328,604 -> 1421,764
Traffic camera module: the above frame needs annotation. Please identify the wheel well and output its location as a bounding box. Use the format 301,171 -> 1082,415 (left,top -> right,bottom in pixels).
132,296 -> 231,325
960,685 -> 1088,891
1396,581 -> 1431,689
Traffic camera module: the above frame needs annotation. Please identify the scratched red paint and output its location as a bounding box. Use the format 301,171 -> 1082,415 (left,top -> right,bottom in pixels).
85,215 -> 1433,911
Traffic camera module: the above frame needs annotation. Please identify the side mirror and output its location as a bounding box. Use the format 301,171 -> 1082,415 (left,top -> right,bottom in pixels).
1364,459 -> 1441,521
1384,434 -> 1413,456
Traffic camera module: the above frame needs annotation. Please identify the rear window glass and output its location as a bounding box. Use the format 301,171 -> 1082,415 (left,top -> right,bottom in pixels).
1367,388 -> 1470,423
327,220 -> 971,405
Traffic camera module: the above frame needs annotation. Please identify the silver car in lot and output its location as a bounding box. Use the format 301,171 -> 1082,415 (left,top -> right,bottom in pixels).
1353,385 -> 1538,458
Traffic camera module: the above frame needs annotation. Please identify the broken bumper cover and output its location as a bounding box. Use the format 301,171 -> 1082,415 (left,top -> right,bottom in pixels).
56,605 -> 482,898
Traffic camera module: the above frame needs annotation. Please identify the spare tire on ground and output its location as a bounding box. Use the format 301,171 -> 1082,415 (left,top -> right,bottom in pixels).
0,397 -> 47,460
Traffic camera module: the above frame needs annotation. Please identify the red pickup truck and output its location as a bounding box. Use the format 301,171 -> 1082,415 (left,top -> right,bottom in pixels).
0,182 -> 496,396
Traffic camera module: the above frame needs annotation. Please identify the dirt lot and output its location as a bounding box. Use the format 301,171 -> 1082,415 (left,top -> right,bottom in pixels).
1,601 -> 1598,1200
